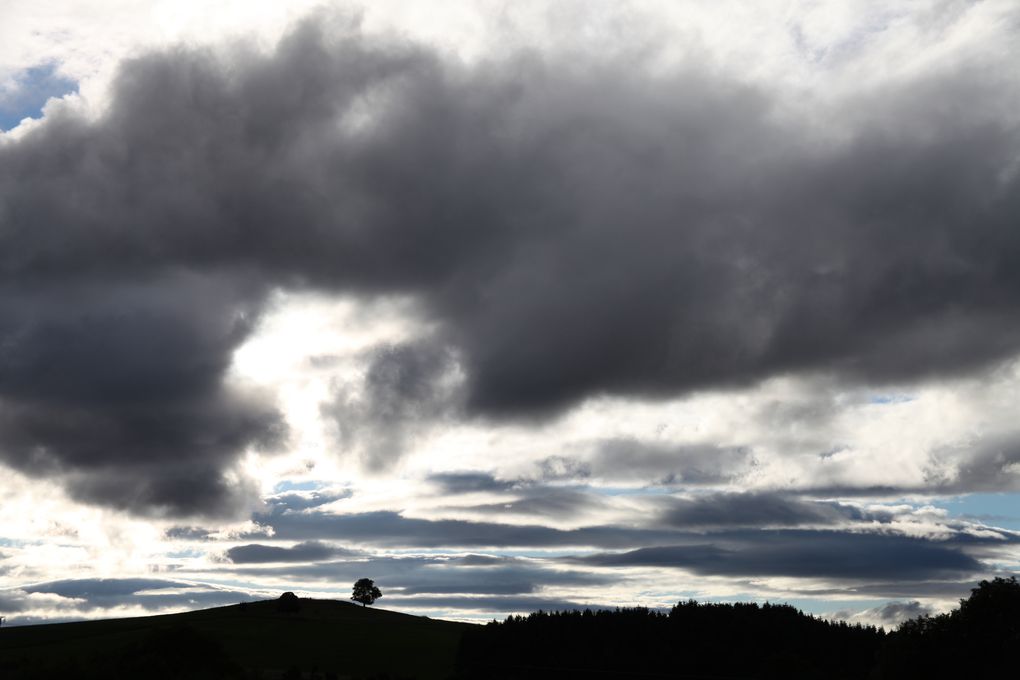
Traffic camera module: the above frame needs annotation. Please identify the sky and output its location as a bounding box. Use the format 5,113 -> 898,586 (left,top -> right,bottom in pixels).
1,0 -> 1019,628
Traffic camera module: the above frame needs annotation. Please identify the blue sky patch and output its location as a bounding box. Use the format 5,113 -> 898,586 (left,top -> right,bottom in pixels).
0,62 -> 77,131
869,394 -> 915,405
936,493 -> 1020,530
273,479 -> 328,493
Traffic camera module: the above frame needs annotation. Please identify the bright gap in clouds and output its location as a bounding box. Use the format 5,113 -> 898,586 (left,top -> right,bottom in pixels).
228,290 -> 430,488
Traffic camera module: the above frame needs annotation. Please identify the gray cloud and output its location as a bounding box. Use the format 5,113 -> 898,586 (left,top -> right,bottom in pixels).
16,578 -> 254,614
659,492 -> 886,529
253,509 -> 681,549
459,487 -> 602,520
253,506 -> 1014,587
937,434 -> 1020,493
586,439 -> 755,485
225,540 -> 359,563
873,600 -> 934,623
164,526 -> 215,541
829,600 -> 936,628
0,275 -> 284,517
326,340 -> 460,470
429,472 -> 517,494
1,10 -> 1019,514
801,579 -> 979,600
580,530 -> 987,581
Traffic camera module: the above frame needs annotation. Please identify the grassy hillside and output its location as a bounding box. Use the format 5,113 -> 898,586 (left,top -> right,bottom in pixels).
0,596 -> 472,679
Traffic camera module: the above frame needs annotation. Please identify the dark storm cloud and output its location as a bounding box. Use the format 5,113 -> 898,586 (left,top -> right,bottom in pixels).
580,531 -> 986,580
225,540 -> 359,563
1,12 -> 1019,512
0,274 -> 284,517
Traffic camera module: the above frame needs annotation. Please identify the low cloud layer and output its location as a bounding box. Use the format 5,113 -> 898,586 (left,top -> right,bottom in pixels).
1,578 -> 254,625
581,531 -> 986,581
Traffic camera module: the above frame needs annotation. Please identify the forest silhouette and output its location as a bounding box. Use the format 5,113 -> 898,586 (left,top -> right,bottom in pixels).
455,577 -> 1020,679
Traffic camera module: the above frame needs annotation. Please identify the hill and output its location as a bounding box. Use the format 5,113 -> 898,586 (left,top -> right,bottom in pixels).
0,595 -> 471,679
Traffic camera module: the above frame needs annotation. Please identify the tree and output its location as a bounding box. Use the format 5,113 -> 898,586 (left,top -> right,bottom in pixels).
352,578 -> 382,607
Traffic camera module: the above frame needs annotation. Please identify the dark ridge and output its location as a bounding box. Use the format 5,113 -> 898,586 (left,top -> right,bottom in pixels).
0,596 -> 469,679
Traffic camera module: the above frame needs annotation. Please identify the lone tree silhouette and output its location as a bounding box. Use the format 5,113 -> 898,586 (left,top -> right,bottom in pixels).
352,578 -> 382,607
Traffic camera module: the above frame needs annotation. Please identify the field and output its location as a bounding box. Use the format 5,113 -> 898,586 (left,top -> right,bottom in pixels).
0,597 -> 473,679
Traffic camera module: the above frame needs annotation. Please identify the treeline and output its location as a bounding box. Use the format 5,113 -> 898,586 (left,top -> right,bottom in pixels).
456,600 -> 882,679
456,577 -> 1020,679
874,576 -> 1020,679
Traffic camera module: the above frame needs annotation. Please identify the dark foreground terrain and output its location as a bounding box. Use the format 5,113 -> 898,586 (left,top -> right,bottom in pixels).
1,577 -> 1017,679
0,596 -> 469,679
458,578 -> 1020,679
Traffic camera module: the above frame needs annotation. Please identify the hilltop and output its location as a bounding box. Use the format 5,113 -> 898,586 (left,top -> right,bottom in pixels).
0,596 -> 471,679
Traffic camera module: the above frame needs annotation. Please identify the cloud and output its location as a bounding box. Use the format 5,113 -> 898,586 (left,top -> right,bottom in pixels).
872,600 -> 934,623
253,509 -> 682,549
829,600 -> 936,628
164,526 -> 215,541
456,487 -> 602,521
16,578 -> 254,614
659,492 -> 885,529
224,540 -> 359,564
0,7 -> 1018,516
585,440 -> 755,485
429,472 -> 517,494
580,530 -> 989,581
326,340 -> 461,470
0,274 -> 284,517
935,434 -> 1020,493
